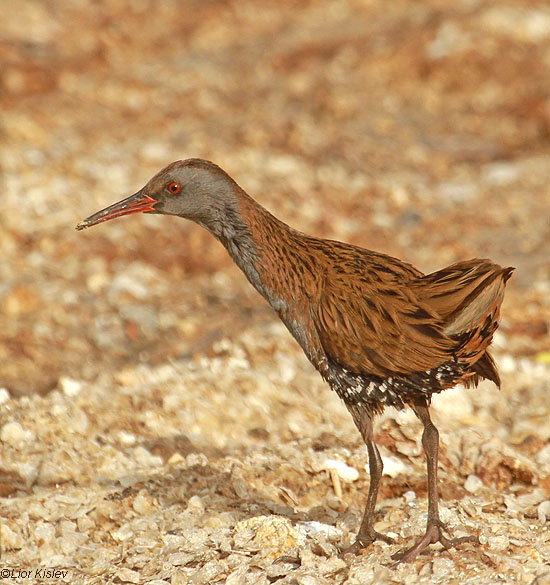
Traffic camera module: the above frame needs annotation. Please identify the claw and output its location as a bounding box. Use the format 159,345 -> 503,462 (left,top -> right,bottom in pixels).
390,522 -> 477,565
340,530 -> 395,557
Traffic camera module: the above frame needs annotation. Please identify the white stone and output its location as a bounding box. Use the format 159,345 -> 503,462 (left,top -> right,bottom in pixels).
483,162 -> 520,186
59,376 -> 83,397
34,521 -> 56,545
488,534 -> 509,551
480,7 -> 550,42
536,445 -> 550,466
132,445 -> 163,467
111,523 -> 134,543
115,568 -> 141,583
499,354 -> 517,374
431,556 -> 456,578
297,520 -> 344,543
432,385 -> 473,420
16,461 -> 39,487
403,490 -> 416,503
537,501 -> 550,523
464,474 -> 484,494
1,421 -> 34,445
0,523 -> 23,550
133,493 -> 156,515
381,455 -> 407,478
117,430 -> 136,446
109,272 -> 148,299
324,459 -> 359,482
426,22 -> 467,60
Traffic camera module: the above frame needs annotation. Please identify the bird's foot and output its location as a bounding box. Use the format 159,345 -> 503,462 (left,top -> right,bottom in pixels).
390,520 -> 477,565
340,529 -> 395,557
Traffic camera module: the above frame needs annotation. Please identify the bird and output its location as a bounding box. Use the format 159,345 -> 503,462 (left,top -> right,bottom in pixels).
76,158 -> 513,563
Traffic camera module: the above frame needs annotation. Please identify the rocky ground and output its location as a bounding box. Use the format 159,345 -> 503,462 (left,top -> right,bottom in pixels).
1,0 -> 549,583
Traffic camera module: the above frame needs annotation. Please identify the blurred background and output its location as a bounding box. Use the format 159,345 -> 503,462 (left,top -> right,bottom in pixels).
1,0 -> 550,578
1,0 -> 548,397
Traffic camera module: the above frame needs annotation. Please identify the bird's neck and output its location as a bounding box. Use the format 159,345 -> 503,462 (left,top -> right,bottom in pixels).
214,188 -> 326,366
215,189 -> 286,298
206,184 -> 334,370
213,187 -> 316,315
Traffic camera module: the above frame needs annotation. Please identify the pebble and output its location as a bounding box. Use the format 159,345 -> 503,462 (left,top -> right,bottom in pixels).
431,556 -> 455,578
111,523 -> 134,543
37,452 -> 82,485
436,180 -> 477,203
86,271 -> 110,293
298,575 -> 325,585
482,161 -> 520,186
117,430 -> 137,446
190,560 -> 226,585
432,385 -> 473,420
1,421 -> 35,445
109,273 -> 148,299
324,458 -> 359,481
537,501 -> 550,523
35,521 -> 56,544
317,556 -> 347,575
296,521 -> 344,544
58,531 -> 88,555
403,490 -> 416,503
167,452 -> 185,465
133,493 -> 156,515
266,562 -> 295,580
58,376 -> 83,397
109,262 -> 166,300
225,568 -> 248,585
381,455 -> 407,478
480,6 -> 550,42
234,516 -> 298,558
499,354 -> 518,373
426,22 -> 466,60
0,523 -> 23,550
169,551 -> 199,567
186,495 -> 205,515
488,534 -> 510,551
115,568 -> 141,583
132,445 -> 163,467
119,303 -> 160,333
535,445 -> 550,466
465,474 -> 484,494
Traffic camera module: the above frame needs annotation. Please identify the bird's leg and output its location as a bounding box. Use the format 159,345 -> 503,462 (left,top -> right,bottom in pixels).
391,397 -> 476,564
341,407 -> 394,555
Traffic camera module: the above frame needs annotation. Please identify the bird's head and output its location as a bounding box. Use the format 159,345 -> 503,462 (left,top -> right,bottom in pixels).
76,159 -> 241,236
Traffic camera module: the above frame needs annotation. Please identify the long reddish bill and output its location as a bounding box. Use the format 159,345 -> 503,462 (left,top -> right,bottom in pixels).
75,191 -> 157,230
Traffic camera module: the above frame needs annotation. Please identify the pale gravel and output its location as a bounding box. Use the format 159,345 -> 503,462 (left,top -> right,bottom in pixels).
0,330 -> 549,583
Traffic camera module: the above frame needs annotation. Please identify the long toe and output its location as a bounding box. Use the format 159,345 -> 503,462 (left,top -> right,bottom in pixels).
340,530 -> 395,557
391,524 -> 477,565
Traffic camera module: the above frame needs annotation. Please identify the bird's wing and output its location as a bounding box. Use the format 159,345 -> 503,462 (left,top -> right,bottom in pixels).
410,259 -> 512,335
312,262 -> 456,378
411,259 -> 513,364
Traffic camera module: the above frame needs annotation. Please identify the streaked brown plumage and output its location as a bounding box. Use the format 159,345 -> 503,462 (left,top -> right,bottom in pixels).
77,158 -> 513,563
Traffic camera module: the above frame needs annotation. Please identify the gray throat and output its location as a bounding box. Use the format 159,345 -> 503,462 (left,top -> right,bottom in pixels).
213,210 -> 270,303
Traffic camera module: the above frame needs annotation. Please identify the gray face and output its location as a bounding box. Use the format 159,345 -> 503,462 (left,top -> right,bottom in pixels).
146,162 -> 227,225
76,159 -> 241,237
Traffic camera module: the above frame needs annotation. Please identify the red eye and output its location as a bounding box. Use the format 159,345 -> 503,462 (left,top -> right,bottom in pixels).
168,182 -> 181,194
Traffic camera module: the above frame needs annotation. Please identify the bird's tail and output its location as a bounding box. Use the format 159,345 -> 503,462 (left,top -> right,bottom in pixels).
413,260 -> 513,383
